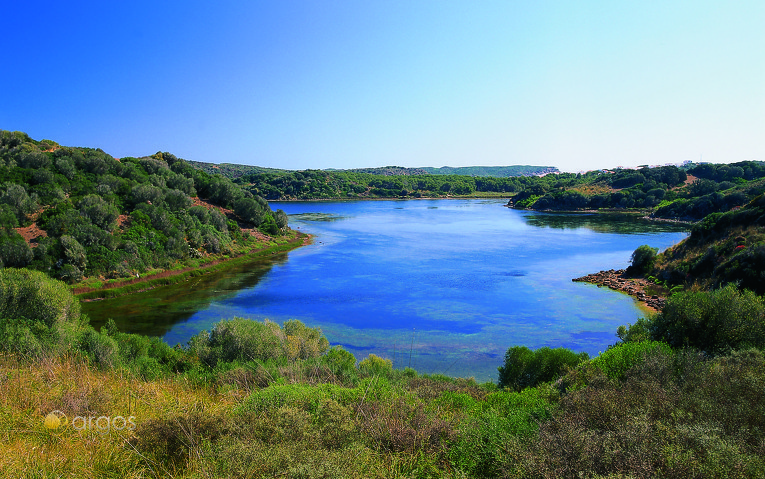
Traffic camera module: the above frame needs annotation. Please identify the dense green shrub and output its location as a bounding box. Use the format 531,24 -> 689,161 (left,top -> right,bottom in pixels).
629,244 -> 659,274
497,346 -> 588,391
449,386 -> 556,476
650,284 -> 765,353
512,347 -> 765,478
189,318 -> 329,367
0,269 -> 86,358
0,230 -> 32,267
358,353 -> 393,377
0,268 -> 82,327
322,345 -> 357,380
77,328 -> 119,368
590,340 -> 673,380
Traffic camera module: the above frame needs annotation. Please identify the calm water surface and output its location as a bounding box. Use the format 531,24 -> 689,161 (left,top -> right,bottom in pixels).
85,199 -> 688,381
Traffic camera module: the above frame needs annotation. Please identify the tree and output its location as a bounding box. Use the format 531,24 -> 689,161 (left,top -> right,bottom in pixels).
60,235 -> 87,270
233,197 -> 265,226
274,209 -> 288,229
78,194 -> 119,230
0,230 -> 32,267
629,245 -> 658,274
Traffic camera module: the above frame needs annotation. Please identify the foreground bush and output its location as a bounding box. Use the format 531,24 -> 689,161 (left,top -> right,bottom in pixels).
628,284 -> 765,354
0,268 -> 82,327
497,346 -> 588,391
590,340 -> 673,380
517,348 -> 765,478
189,317 -> 330,367
0,268 -> 86,358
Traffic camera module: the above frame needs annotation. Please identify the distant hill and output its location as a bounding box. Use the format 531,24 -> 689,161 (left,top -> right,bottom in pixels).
328,166 -> 428,176
186,160 -> 287,179
186,161 -> 561,200
421,165 -> 559,177
189,161 -> 558,179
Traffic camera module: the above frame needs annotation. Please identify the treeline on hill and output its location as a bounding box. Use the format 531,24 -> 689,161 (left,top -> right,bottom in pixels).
188,156 -> 765,218
510,165 -> 688,210
3,268 -> 765,478
187,160 -> 559,200
654,161 -> 765,219
237,169 -> 541,200
509,161 -> 765,220
0,130 -> 289,283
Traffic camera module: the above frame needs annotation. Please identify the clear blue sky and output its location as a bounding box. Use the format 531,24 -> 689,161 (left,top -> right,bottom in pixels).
2,1 -> 763,172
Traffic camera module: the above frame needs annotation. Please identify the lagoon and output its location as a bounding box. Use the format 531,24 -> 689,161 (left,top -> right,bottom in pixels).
84,199 -> 688,381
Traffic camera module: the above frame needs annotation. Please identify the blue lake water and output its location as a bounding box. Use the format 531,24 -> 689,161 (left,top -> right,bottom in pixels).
84,199 -> 688,381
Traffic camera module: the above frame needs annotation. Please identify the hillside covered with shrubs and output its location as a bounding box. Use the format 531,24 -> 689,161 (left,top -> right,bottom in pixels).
508,161 -> 765,221
643,193 -> 765,295
0,130 -> 292,285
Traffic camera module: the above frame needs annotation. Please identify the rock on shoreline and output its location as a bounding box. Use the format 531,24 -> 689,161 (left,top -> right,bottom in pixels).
572,269 -> 665,311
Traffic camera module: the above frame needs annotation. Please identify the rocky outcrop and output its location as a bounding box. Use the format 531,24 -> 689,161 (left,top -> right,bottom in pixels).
573,269 -> 666,310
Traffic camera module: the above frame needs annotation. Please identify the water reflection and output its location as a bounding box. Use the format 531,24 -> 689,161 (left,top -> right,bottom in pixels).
288,212 -> 348,222
83,253 -> 286,338
522,212 -> 689,234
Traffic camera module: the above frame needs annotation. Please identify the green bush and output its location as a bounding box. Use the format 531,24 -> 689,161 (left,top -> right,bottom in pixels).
0,268 -> 82,328
497,346 -> 588,391
590,341 -> 673,380
189,318 -> 329,367
512,347 -> 765,478
0,230 -> 32,267
0,316 -> 47,358
358,353 -> 393,377
77,328 -> 119,368
236,383 -> 360,416
650,284 -> 765,353
629,244 -> 659,274
449,386 -> 556,476
322,345 -> 357,381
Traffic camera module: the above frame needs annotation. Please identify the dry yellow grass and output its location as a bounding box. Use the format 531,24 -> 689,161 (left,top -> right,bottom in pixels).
0,353 -> 235,478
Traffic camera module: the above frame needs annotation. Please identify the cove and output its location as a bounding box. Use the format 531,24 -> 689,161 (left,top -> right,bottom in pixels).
84,199 -> 688,382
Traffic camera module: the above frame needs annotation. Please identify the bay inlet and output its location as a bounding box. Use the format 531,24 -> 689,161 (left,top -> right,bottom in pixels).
84,199 -> 688,381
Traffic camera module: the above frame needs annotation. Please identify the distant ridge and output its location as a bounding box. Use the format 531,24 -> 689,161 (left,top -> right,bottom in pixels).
333,165 -> 559,177
420,165 -> 559,177
186,160 -> 288,179
189,161 -> 559,178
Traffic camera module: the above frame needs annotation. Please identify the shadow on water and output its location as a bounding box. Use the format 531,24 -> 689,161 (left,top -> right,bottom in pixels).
522,212 -> 689,234
288,212 -> 348,222
82,253 -> 288,338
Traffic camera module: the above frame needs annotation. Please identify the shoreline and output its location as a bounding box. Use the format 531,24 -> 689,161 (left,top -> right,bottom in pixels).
75,232 -> 312,301
572,269 -> 666,311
